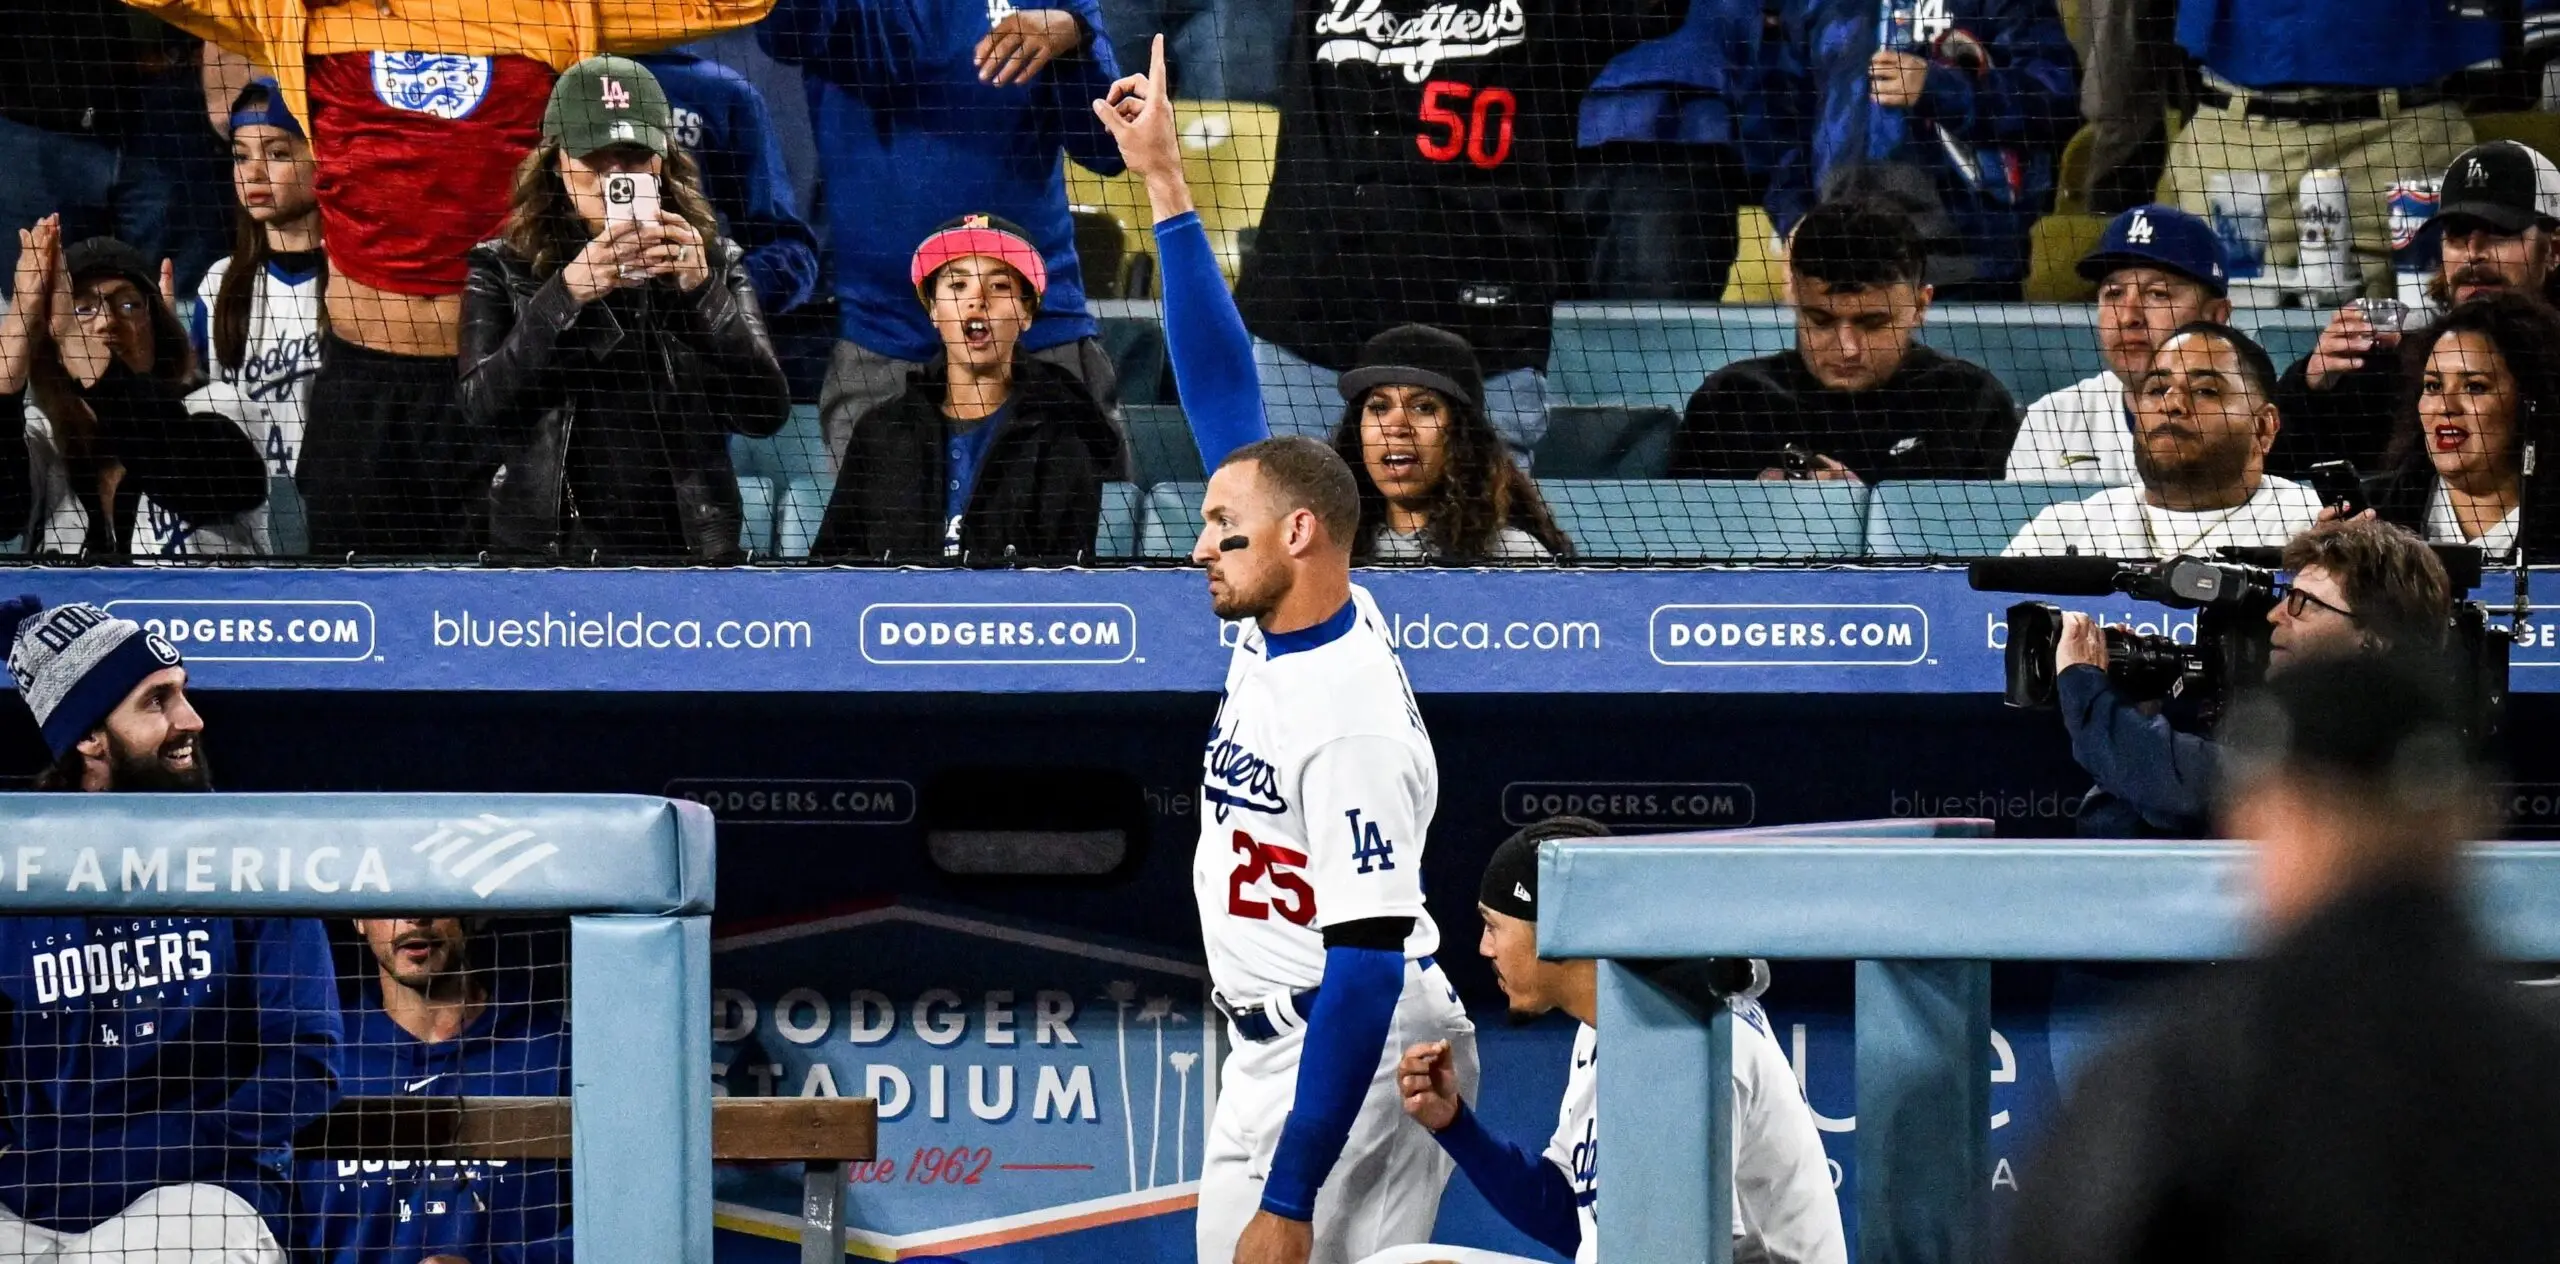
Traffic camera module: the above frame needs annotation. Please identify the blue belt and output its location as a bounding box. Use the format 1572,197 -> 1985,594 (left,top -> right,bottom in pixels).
1225,954 -> 1436,1043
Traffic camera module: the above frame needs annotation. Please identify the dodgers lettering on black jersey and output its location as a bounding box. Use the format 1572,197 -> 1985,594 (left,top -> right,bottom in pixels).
293,981 -> 573,1264
1234,0 -> 1675,373
0,916 -> 343,1234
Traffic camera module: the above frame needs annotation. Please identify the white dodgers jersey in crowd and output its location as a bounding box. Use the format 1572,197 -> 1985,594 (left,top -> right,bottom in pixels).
1194,585 -> 1441,1002
133,254 -> 320,557
1545,1000 -> 1847,1264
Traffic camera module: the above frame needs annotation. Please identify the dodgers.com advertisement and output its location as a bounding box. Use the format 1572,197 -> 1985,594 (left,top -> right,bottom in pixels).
0,566 -> 2546,694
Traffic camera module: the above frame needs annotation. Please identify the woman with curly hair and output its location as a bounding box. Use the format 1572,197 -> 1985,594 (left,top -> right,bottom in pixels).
1329,325 -> 1572,563
2370,289 -> 2560,561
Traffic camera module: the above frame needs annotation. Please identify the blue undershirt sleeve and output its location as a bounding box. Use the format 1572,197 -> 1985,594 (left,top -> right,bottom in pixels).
1260,944 -> 1401,1219
1432,1102 -> 1583,1257
1151,211 -> 1268,469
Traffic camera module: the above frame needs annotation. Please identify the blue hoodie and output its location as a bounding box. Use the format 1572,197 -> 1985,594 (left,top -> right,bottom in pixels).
1750,0 -> 2078,287
292,979 -> 573,1264
758,0 -> 1125,361
638,48 -> 826,316
0,916 -> 342,1234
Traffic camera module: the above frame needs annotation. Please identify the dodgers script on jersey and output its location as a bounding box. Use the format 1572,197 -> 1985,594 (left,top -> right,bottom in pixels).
1545,1001 -> 1847,1263
1194,584 -> 1440,1003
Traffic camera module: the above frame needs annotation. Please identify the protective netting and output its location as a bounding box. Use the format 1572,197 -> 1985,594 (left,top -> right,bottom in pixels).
0,2 -> 2555,564
0,914 -> 572,1260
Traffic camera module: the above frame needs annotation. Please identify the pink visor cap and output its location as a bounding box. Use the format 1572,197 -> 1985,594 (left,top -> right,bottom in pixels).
910,213 -> 1048,305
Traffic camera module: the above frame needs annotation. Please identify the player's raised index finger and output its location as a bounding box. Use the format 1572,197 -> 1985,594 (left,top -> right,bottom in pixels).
1149,33 -> 1167,97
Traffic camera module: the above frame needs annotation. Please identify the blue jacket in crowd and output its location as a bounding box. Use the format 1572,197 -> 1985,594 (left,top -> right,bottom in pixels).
1751,0 -> 2078,288
758,0 -> 1124,361
1578,0 -> 1762,149
2176,0 -> 2509,89
640,48 -> 825,317
2058,665 -> 2216,838
0,916 -> 342,1233
292,979 -> 573,1264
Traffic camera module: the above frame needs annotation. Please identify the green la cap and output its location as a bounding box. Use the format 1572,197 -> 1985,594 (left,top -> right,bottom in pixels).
543,55 -> 672,159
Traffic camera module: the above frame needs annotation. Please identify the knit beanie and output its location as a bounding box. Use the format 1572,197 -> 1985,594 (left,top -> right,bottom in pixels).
0,596 -> 184,758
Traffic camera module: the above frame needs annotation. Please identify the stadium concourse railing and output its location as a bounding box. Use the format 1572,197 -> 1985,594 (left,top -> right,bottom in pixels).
0,794 -> 719,1263
1536,822 -> 2560,1264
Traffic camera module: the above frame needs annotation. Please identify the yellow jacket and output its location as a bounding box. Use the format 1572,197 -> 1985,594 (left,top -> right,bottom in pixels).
123,0 -> 776,129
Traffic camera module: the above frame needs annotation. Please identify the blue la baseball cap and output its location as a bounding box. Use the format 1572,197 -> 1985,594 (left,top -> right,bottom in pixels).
2077,203 -> 2227,296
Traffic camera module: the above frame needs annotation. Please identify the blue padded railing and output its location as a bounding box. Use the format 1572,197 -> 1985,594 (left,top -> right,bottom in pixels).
0,794 -> 717,1264
1537,829 -> 2560,1264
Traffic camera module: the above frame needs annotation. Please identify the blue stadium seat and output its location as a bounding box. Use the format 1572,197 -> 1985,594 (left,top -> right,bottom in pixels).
1547,304 -> 2327,415
1532,405 -> 1679,479
1863,480 -> 2101,558
737,475 -> 776,557
1539,479 -> 1870,559
1547,305 -> 1793,410
265,474 -> 309,557
776,473 -> 835,560
731,403 -> 830,488
1139,481 -> 1207,559
1095,481 -> 1142,559
1100,315 -> 1171,406
1125,403 -> 1205,486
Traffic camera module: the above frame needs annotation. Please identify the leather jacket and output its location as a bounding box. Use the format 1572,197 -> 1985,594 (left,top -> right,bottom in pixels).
457,236 -> 789,562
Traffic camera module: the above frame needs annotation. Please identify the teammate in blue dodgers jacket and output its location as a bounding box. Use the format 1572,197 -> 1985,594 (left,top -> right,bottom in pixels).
1356,818 -> 1845,1264
1096,44 -> 1474,1264
293,917 -> 572,1264
0,596 -> 342,1261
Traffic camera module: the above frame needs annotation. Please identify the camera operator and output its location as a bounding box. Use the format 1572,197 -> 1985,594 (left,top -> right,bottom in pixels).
2054,518 -> 2451,837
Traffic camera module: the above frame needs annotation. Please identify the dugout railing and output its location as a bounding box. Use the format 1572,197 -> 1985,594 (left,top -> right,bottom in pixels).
0,794 -> 715,1263
1537,825 -> 2560,1264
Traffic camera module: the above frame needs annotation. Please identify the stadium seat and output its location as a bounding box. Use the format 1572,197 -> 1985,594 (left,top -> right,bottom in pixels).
1547,304 -> 1794,410
1073,210 -> 1130,300
1066,102 -> 1281,286
732,404 -> 830,488
2470,113 -> 2560,170
1721,206 -> 1787,305
2025,213 -> 2107,302
266,474 -> 309,558
1101,316 -> 1171,407
737,475 -> 776,557
1530,404 -> 1679,479
1548,304 -> 2337,417
777,473 -> 836,560
1124,403 -> 1205,486
1139,481 -> 1207,559
1094,481 -> 1143,559
1862,480 -> 2102,558
1538,479 -> 1871,560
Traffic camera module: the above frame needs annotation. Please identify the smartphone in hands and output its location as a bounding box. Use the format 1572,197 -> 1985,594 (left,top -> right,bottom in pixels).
2308,459 -> 2367,519
603,171 -> 661,282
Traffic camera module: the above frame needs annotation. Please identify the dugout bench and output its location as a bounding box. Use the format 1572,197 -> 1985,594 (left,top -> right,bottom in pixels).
299,1095 -> 881,1262
1538,825 -> 2560,1264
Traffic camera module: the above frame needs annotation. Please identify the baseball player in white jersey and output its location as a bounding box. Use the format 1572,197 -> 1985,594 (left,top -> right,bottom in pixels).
1358,818 -> 1845,1264
1188,435 -> 1477,1264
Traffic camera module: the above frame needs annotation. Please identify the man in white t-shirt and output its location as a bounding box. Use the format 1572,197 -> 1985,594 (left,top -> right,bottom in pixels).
1356,818 -> 1844,1264
2007,323 -> 2324,559
1191,435 -> 1475,1264
2006,204 -> 2231,484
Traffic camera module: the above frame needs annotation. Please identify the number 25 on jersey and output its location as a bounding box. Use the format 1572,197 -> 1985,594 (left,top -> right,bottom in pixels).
1228,832 -> 1317,925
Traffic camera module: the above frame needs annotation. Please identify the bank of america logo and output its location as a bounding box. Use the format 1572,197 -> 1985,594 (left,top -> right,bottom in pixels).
414,815 -> 558,898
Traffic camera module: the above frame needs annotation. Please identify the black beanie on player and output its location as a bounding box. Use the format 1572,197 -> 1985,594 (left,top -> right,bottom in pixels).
1479,816 -> 1611,921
